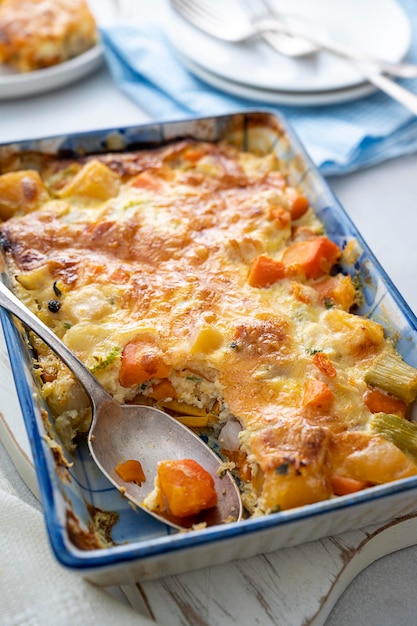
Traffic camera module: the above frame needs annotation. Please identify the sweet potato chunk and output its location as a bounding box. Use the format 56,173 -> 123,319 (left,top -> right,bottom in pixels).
156,459 -> 218,518
0,170 -> 50,220
58,159 -> 121,200
119,340 -> 171,387
115,459 -> 146,485
282,237 -> 341,279
248,254 -> 286,288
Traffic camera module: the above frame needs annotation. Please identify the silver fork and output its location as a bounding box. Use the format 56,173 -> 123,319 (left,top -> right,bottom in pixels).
240,0 -> 317,58
170,0 -> 417,80
170,0 -> 417,115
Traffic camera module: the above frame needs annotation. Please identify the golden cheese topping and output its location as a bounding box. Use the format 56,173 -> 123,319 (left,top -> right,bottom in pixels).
0,0 -> 97,72
1,139 -> 417,517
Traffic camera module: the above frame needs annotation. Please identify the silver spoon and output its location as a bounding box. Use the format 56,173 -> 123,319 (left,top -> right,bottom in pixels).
0,279 -> 242,530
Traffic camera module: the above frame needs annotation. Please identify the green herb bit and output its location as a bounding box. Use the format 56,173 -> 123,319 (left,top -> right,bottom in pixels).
306,348 -> 323,356
186,375 -> 202,382
89,346 -> 121,373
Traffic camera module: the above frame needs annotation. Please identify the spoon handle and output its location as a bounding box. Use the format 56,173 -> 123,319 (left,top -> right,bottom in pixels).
356,65 -> 417,115
0,278 -> 111,407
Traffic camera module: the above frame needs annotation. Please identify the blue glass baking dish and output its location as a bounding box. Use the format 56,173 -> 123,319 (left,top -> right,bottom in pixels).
1,111 -> 417,585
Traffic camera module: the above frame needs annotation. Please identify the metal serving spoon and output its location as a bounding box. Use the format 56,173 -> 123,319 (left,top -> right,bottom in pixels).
0,279 -> 242,530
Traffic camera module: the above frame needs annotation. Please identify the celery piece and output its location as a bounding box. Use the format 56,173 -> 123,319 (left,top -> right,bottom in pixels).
364,345 -> 417,404
370,412 -> 417,464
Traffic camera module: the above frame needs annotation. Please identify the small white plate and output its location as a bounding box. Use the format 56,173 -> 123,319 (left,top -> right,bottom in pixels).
0,0 -> 118,100
167,0 -> 411,94
178,52 -> 377,107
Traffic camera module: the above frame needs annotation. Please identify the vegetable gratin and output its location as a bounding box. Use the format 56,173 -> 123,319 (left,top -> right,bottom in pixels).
1,134 -> 417,520
0,0 -> 98,73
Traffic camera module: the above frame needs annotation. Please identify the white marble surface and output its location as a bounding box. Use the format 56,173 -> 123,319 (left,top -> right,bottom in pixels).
1,49 -> 417,626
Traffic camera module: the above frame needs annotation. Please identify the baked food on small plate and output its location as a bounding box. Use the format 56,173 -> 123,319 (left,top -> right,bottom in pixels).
0,0 -> 98,72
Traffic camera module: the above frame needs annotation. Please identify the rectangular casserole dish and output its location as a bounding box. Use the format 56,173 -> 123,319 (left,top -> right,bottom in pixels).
1,110 -> 417,586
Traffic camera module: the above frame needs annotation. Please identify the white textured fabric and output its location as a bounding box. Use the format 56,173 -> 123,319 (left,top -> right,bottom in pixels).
0,472 -> 154,626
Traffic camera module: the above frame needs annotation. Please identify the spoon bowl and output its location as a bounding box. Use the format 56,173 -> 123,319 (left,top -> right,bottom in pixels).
0,278 -> 242,530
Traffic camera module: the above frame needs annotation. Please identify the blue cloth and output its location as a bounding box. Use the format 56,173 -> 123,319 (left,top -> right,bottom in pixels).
100,0 -> 417,176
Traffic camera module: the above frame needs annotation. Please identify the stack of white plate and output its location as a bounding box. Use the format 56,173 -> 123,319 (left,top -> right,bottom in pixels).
166,0 -> 412,106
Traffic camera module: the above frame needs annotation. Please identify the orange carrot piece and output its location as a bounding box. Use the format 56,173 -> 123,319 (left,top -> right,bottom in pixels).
282,237 -> 341,279
131,172 -> 164,192
269,206 -> 291,229
290,195 -> 309,220
313,352 -> 337,378
115,459 -> 146,485
331,475 -> 368,496
222,449 -> 252,482
157,459 -> 218,518
302,378 -> 334,408
364,387 -> 407,417
148,379 -> 177,401
183,147 -> 206,162
119,341 -> 171,387
312,274 -> 356,311
248,254 -> 286,288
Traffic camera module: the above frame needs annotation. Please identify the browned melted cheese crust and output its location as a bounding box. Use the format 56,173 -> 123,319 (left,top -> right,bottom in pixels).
0,0 -> 97,72
1,139 -> 417,516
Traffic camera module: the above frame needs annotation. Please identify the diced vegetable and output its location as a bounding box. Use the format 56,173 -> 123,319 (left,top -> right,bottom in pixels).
282,237 -> 341,279
158,399 -> 207,416
370,412 -> 417,464
156,459 -> 218,518
312,274 -> 356,311
222,448 -> 252,482
173,415 -> 211,428
331,475 -> 368,496
148,379 -> 177,401
119,340 -> 171,387
115,459 -> 146,485
248,254 -> 286,288
58,159 -> 121,200
364,387 -> 407,417
131,172 -> 165,192
261,466 -> 331,511
290,195 -> 309,220
302,378 -> 333,408
0,170 -> 50,220
364,345 -> 417,404
191,327 -> 224,354
313,352 -> 337,378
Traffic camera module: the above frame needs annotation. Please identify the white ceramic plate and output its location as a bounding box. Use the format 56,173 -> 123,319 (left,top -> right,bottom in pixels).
0,0 -> 118,100
178,52 -> 377,107
166,0 -> 411,94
